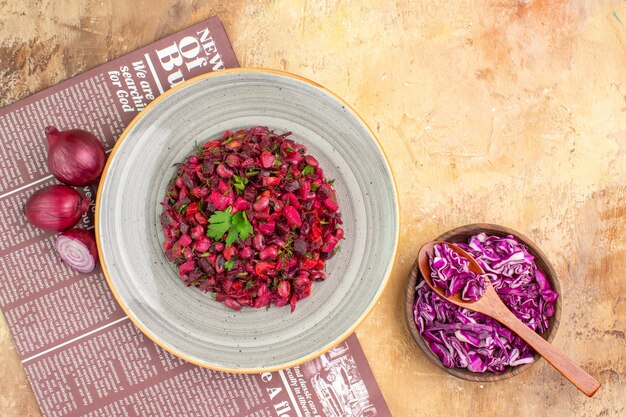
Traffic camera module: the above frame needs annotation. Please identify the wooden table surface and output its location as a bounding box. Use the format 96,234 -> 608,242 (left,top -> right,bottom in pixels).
1,1 -> 624,416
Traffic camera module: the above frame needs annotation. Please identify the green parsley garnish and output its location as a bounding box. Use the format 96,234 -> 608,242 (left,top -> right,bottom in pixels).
224,259 -> 235,271
245,168 -> 261,177
302,165 -> 315,176
311,183 -> 320,192
233,174 -> 249,193
244,280 -> 255,290
278,233 -> 294,260
207,207 -> 254,247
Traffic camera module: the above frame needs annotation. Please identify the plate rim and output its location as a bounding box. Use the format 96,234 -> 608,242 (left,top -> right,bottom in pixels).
95,67 -> 400,373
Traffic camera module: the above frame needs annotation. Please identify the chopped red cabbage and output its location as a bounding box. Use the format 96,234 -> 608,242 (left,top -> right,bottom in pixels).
414,233 -> 558,373
429,242 -> 487,301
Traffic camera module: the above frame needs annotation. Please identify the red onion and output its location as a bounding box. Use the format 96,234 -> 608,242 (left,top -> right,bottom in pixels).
24,185 -> 90,231
54,228 -> 99,273
45,126 -> 107,186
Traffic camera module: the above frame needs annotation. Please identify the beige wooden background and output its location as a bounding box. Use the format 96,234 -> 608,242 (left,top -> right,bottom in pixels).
1,1 -> 624,416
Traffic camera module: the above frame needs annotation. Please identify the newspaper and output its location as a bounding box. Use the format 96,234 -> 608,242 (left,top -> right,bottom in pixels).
0,16 -> 391,417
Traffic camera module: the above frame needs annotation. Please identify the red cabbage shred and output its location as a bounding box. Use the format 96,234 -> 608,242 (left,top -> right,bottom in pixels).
160,127 -> 343,312
414,233 -> 558,373
429,242 -> 487,301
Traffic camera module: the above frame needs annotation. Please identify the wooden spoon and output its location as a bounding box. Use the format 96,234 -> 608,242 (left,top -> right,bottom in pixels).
418,241 -> 601,397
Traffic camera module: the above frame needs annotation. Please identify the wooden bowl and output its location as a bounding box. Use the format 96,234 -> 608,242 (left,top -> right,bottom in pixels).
404,223 -> 562,381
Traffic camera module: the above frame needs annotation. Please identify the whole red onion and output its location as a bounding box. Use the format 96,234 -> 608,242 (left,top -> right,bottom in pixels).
55,228 -> 99,273
24,185 -> 90,231
45,126 -> 107,186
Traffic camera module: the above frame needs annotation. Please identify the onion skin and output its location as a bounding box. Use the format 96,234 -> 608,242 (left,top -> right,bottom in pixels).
24,185 -> 90,231
55,228 -> 99,273
46,126 -> 106,186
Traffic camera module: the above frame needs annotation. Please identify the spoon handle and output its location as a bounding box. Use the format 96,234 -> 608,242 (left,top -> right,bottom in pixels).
490,302 -> 601,397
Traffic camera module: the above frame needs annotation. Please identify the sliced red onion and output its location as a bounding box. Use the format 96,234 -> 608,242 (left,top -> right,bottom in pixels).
46,126 -> 107,186
54,229 -> 99,273
24,185 -> 90,231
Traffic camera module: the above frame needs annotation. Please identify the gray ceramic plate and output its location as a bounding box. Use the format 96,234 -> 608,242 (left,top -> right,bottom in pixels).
96,69 -> 399,372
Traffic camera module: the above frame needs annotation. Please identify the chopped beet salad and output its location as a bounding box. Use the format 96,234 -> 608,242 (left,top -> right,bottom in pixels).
160,126 -> 343,312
